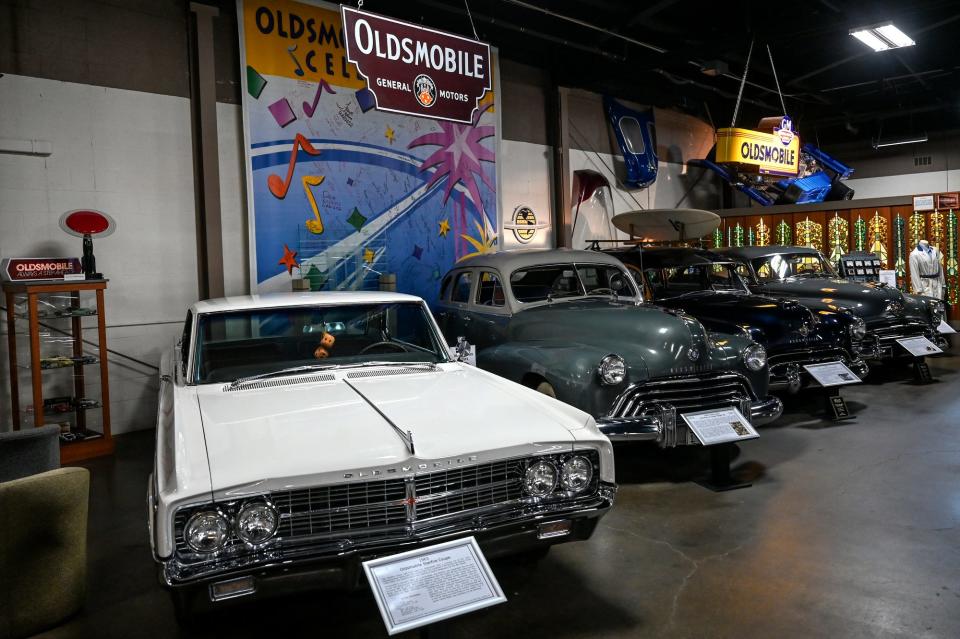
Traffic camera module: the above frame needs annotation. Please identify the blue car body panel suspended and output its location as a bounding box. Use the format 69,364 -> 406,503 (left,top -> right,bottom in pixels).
603,96 -> 658,189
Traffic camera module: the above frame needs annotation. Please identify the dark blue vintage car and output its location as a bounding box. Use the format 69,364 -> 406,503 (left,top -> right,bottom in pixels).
717,246 -> 948,361
604,246 -> 870,392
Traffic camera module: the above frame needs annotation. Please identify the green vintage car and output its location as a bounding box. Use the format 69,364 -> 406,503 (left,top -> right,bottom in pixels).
434,249 -> 783,447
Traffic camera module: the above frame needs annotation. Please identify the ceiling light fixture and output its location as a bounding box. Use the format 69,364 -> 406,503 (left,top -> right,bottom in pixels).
872,134 -> 928,149
850,23 -> 915,51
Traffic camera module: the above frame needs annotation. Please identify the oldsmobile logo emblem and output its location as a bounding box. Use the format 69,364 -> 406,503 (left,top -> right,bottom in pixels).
886,301 -> 904,315
798,325 -> 811,337
414,74 -> 436,108
512,206 -> 536,243
687,347 -> 700,362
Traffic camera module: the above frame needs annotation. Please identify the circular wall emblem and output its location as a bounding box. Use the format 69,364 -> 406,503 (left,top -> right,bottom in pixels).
512,206 -> 537,243
414,74 -> 436,108
687,347 -> 700,362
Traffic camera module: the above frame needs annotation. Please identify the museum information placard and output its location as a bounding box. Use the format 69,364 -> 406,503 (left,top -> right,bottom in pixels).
363,536 -> 506,635
681,407 -> 758,446
803,361 -> 862,386
896,336 -> 943,356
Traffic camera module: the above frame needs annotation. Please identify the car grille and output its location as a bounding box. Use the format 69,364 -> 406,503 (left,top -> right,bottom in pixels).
173,454 -> 595,563
607,373 -> 753,419
870,320 -> 930,343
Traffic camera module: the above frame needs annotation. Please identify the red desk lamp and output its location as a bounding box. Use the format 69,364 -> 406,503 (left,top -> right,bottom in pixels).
59,210 -> 116,280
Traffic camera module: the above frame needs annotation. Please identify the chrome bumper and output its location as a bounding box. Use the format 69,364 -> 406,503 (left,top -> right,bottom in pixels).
597,395 -> 783,446
769,357 -> 870,392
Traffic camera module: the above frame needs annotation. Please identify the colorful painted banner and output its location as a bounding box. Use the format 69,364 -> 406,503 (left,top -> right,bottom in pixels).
341,7 -> 492,123
238,0 -> 499,300
715,126 -> 800,176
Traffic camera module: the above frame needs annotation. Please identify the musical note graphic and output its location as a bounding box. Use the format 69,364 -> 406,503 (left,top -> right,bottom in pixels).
287,45 -> 305,77
268,134 -> 321,199
303,79 -> 336,117
303,175 -> 325,234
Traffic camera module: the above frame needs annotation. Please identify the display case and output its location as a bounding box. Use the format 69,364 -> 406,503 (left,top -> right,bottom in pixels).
3,279 -> 113,463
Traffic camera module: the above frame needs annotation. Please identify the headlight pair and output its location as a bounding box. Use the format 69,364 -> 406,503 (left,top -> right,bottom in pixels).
742,344 -> 767,371
524,456 -> 593,498
184,501 -> 278,553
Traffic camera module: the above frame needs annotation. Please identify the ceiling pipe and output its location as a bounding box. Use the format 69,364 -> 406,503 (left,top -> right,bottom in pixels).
498,0 -> 668,53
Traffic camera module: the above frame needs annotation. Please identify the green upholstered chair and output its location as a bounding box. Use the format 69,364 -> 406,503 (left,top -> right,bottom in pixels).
0,426 -> 89,639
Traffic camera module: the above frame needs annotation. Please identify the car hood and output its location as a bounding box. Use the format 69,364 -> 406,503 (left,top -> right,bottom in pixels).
195,364 -> 588,497
757,277 -> 929,322
659,292 -> 840,348
508,298 -> 721,372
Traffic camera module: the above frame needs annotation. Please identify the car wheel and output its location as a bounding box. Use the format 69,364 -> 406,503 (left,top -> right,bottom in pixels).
170,590 -> 202,629
515,545 -> 551,563
535,381 -> 556,398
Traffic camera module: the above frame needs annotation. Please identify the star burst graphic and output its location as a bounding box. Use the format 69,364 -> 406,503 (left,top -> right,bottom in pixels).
408,103 -> 495,216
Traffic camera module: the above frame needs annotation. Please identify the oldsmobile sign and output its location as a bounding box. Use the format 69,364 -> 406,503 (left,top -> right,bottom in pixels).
341,6 -> 492,123
715,126 -> 801,176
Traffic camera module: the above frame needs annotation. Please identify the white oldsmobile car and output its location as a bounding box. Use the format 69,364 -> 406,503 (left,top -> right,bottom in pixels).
149,291 -> 615,619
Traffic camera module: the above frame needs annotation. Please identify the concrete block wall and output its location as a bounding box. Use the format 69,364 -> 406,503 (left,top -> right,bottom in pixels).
0,74 -> 247,434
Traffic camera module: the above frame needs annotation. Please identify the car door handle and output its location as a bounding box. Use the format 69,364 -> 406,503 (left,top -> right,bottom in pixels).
160,374 -> 172,383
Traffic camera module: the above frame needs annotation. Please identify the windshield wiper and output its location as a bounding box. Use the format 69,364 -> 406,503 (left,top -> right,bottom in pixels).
228,363 -> 341,388
342,361 -> 438,370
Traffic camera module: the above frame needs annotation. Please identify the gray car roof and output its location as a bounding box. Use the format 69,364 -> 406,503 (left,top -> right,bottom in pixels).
453,248 -> 627,273
715,245 -> 822,260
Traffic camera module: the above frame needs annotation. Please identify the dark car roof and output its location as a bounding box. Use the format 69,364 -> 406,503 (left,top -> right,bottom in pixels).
604,246 -> 731,269
453,248 -> 626,273
715,245 -> 823,260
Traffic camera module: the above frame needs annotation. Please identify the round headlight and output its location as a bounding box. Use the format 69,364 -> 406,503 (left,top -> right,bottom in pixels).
236,502 -> 279,546
930,301 -> 945,324
524,460 -> 558,497
848,317 -> 867,340
184,511 -> 229,553
598,354 -> 627,386
743,344 -> 767,371
560,456 -> 593,493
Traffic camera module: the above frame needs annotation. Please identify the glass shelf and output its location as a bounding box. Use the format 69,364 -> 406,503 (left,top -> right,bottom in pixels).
23,396 -> 102,417
16,308 -> 98,319
35,355 -> 100,370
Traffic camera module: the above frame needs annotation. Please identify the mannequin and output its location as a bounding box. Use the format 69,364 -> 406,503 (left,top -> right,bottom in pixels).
909,239 -> 945,298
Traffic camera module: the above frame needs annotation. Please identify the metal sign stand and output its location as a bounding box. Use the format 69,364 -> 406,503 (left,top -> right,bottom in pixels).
696,443 -> 751,492
823,386 -> 855,422
913,357 -> 934,384
420,621 -> 452,639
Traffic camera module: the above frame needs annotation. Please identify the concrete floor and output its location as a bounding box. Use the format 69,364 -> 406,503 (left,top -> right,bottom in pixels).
43,352 -> 960,639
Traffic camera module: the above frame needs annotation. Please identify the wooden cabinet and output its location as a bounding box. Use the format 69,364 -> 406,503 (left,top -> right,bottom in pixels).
3,279 -> 114,463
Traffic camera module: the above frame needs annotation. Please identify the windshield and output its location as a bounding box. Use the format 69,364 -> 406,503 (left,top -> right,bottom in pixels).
509,263 -> 637,303
193,302 -> 448,384
641,263 -> 748,298
752,253 -> 837,281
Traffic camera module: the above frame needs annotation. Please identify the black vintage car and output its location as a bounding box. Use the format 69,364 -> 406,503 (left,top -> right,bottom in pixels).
605,246 -> 870,392
716,246 -> 948,361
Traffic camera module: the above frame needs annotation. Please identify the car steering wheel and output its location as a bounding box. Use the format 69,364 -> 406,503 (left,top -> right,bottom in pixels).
359,341 -> 409,354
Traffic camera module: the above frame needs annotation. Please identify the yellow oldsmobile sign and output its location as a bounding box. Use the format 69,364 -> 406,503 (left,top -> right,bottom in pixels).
716,127 -> 801,176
